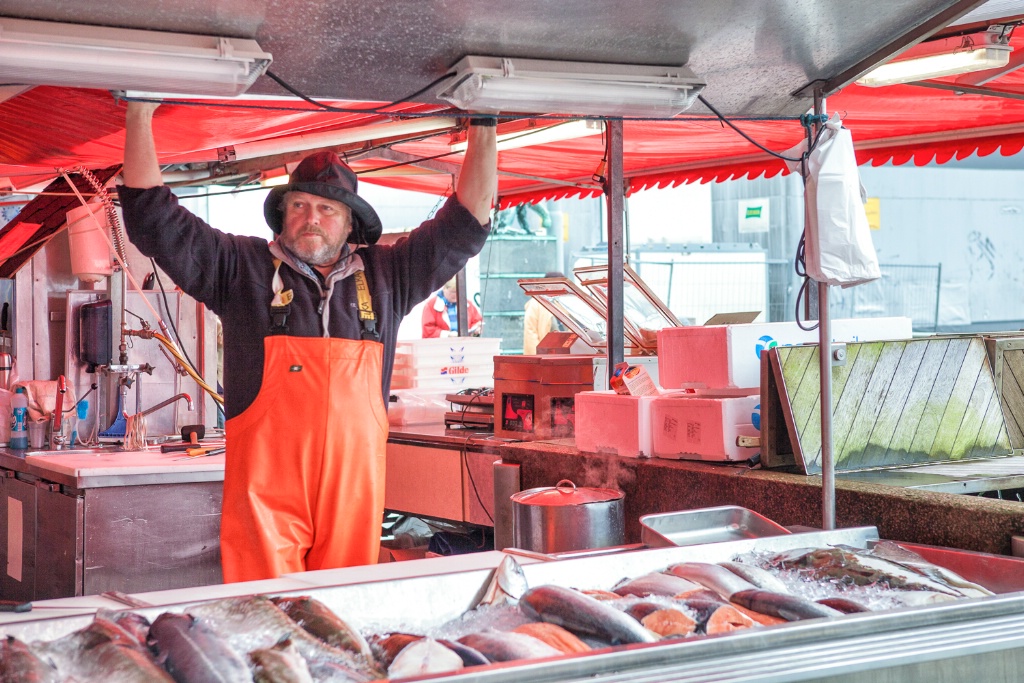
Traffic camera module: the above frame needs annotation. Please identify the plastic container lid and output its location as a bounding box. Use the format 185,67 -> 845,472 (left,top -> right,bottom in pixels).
511,479 -> 623,507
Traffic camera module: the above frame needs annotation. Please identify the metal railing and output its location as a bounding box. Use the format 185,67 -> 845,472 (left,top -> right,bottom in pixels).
621,258 -> 941,331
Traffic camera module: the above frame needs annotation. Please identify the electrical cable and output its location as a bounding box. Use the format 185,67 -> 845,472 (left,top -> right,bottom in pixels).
792,119 -> 832,331
263,70 -> 457,115
697,94 -> 805,163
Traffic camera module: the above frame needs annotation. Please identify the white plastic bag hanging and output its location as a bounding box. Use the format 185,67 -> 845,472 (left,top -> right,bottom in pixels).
787,113 -> 880,287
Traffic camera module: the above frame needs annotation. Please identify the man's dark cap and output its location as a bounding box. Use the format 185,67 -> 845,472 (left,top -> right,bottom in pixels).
263,151 -> 383,244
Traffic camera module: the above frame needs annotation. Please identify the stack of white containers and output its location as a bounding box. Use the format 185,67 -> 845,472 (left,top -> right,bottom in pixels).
576,317 -> 912,461
390,337 -> 501,390
651,317 -> 912,462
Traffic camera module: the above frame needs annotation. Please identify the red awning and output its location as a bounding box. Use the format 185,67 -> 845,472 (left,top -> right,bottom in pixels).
5,32 -> 1024,207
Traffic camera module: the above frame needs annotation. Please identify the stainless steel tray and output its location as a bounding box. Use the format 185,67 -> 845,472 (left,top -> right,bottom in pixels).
640,506 -> 790,547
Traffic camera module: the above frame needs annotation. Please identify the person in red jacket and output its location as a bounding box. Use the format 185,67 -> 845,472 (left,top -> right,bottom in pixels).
422,278 -> 482,337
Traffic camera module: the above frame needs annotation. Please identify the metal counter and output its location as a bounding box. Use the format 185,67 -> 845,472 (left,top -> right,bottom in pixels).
4,527 -> 1024,682
0,447 -> 223,600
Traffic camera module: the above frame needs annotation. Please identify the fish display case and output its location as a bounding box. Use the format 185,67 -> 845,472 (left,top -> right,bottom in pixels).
3,526 -> 1024,682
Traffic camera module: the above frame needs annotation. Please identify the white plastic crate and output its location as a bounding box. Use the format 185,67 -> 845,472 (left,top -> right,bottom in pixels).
650,392 -> 760,462
657,317 -> 912,391
394,337 -> 500,387
390,371 -> 493,390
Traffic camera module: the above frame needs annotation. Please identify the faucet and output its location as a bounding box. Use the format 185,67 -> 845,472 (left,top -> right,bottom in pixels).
139,392 -> 194,418
50,375 -> 67,450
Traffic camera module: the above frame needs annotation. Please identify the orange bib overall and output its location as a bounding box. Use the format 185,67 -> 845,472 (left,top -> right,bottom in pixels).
220,326 -> 388,582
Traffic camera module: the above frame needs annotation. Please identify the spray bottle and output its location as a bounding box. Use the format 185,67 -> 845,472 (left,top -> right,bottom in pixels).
10,387 -> 27,450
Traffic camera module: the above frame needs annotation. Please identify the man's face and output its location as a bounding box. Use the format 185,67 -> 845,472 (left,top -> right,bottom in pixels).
278,191 -> 353,267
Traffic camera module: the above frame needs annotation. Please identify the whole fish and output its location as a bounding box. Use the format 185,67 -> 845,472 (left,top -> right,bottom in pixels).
612,572 -> 702,598
188,596 -> 376,681
816,597 -> 870,614
371,633 -> 422,669
251,638 -> 314,683
436,639 -> 491,667
478,555 -> 529,607
387,638 -> 463,679
457,630 -> 562,662
519,585 -> 657,645
270,596 -> 373,662
667,563 -> 757,600
0,636 -> 58,683
98,610 -> 153,649
731,589 -> 844,621
868,541 -> 994,598
719,561 -> 790,594
770,547 -> 966,596
33,615 -> 150,678
79,641 -> 176,683
148,611 -> 251,683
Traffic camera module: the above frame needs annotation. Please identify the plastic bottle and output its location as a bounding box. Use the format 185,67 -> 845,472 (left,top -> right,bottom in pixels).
72,400 -> 90,446
10,387 -> 27,450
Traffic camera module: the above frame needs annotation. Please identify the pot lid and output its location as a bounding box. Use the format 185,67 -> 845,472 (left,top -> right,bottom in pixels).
512,479 -> 624,507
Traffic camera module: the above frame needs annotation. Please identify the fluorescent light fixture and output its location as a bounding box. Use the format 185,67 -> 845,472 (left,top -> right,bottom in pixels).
450,119 -> 604,153
857,28 -> 1012,87
218,116 -> 457,162
0,17 -> 271,96
436,56 -> 705,117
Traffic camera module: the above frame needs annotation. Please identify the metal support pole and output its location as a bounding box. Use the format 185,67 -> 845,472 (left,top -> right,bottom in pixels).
812,91 -> 836,531
604,119 -> 625,383
455,268 -> 469,336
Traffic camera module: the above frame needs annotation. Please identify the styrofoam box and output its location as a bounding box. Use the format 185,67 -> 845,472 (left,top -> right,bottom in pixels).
657,317 -> 912,391
651,392 -> 760,462
575,391 -> 658,458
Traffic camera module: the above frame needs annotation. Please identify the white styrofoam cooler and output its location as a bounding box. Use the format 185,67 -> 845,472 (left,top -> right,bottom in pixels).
657,317 -> 912,391
650,392 -> 760,462
575,391 -> 658,458
392,337 -> 500,389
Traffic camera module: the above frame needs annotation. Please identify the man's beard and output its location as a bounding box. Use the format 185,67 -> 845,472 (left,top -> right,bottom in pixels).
279,226 -> 344,267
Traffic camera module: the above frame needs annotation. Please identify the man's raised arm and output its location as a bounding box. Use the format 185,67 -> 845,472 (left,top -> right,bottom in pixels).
455,119 -> 498,225
122,101 -> 164,189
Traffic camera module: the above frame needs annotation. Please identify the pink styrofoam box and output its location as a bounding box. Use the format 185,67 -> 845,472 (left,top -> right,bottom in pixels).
657,317 -> 912,390
650,393 -> 760,462
575,390 -> 658,458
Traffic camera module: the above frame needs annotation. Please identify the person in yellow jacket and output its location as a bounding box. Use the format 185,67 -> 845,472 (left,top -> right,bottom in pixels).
523,271 -> 563,354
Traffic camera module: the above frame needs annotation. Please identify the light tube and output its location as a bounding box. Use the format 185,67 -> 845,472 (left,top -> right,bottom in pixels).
437,56 -> 705,117
857,28 -> 1013,87
0,17 -> 271,96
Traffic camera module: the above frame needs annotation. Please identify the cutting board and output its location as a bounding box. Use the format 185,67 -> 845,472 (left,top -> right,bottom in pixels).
26,449 -> 224,477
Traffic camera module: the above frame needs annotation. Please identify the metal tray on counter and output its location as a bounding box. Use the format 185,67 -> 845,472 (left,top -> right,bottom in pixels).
640,505 -> 790,547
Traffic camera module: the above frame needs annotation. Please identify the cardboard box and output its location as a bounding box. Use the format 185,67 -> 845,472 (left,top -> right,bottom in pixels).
657,317 -> 912,391
575,391 -> 657,457
494,355 -> 595,440
650,392 -> 760,462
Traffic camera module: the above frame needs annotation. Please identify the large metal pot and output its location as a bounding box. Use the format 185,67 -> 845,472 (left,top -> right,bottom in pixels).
511,479 -> 625,553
